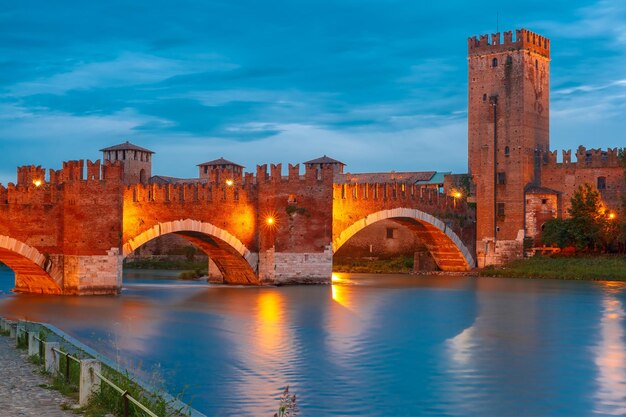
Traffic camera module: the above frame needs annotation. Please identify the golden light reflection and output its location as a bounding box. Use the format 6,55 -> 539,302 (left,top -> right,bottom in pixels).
32,179 -> 42,187
266,216 -> 275,226
225,179 -> 234,187
330,273 -> 352,309
593,292 -> 626,415
608,212 -> 616,220
255,291 -> 284,352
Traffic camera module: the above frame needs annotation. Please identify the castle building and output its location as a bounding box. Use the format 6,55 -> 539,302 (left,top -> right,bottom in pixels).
468,29 -> 624,266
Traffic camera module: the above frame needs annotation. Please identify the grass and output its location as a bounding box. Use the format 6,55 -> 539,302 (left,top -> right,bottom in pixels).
3,324 -> 193,417
479,255 -> 626,281
333,256 -> 414,274
124,259 -> 208,270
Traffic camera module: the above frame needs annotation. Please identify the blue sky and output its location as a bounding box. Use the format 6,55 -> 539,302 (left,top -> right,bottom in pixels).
1,0 -> 625,184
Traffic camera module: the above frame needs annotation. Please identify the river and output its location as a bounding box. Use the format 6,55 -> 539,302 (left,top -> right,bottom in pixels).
1,266 -> 625,416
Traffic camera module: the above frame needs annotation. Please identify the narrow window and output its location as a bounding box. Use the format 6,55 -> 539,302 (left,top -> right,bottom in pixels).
535,60 -> 538,70
386,228 -> 395,239
504,146 -> 510,157
597,177 -> 606,190
204,166 -> 208,174
492,58 -> 498,67
497,172 -> 506,185
483,93 -> 487,102
497,202 -> 505,217
287,194 -> 297,204
341,184 -> 346,199
541,198 -> 548,205
506,56 -> 513,65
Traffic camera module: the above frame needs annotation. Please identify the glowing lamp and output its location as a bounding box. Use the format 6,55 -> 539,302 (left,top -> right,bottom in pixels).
266,216 -> 275,226
33,179 -> 42,187
608,212 -> 616,220
453,191 -> 462,199
225,179 -> 234,187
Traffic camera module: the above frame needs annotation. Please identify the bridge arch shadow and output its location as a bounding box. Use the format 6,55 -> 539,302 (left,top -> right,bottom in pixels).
0,235 -> 63,294
123,219 -> 259,285
333,208 -> 475,271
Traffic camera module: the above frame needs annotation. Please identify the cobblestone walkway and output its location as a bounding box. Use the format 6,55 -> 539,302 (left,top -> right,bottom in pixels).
0,336 -> 77,416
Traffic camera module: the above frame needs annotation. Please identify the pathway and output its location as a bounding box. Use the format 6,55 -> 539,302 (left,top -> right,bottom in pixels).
0,335 -> 77,416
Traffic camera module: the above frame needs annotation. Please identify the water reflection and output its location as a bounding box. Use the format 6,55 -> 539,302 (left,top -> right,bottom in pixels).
593,281 -> 626,416
1,273 -> 626,416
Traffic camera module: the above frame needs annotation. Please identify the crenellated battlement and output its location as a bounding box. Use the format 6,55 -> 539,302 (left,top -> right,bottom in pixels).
542,146 -> 623,168
126,181 -> 255,204
13,159 -> 124,190
332,182 -> 465,209
468,28 -> 550,58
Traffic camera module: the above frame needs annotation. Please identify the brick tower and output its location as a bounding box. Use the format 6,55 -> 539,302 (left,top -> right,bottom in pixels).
100,141 -> 154,184
468,29 -> 550,266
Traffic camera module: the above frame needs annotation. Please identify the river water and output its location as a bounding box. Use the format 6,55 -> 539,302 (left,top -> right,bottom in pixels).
1,266 -> 625,417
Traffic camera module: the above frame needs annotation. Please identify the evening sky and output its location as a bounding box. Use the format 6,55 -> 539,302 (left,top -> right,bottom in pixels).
1,0 -> 625,183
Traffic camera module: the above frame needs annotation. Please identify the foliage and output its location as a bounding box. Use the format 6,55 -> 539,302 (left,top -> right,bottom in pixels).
274,386 -> 298,417
333,256 -> 414,273
124,259 -> 208,270
480,255 -> 626,281
541,183 -> 616,251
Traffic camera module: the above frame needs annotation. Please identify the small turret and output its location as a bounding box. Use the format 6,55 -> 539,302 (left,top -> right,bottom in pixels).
197,157 -> 244,185
100,141 -> 153,184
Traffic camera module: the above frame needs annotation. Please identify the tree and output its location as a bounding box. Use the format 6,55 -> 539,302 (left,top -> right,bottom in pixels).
542,183 -> 614,251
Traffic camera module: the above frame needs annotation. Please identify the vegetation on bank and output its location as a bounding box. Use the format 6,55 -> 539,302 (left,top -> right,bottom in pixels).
333,256 -> 414,274
12,327 -> 190,417
480,256 -> 626,281
124,259 -> 207,271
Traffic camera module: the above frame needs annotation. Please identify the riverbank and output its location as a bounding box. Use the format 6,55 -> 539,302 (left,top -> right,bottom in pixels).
0,335 -> 77,417
332,256 -> 414,274
479,256 -> 626,281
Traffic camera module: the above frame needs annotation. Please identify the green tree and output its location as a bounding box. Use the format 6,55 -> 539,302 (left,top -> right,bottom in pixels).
542,183 -> 615,251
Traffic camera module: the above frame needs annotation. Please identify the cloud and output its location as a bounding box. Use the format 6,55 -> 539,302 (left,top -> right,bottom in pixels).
6,52 -> 237,97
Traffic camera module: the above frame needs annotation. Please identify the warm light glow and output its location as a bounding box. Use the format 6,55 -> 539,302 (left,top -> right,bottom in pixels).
225,179 -> 234,187
608,212 -> 616,220
331,273 -> 340,282
453,191 -> 462,199
266,216 -> 275,226
33,179 -> 42,187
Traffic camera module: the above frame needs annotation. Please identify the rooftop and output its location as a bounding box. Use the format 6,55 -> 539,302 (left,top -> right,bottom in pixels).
304,155 -> 345,165
197,157 -> 244,168
100,141 -> 154,153
338,171 -> 436,184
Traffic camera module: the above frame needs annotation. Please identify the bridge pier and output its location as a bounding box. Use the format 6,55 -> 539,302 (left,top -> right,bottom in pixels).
257,247 -> 333,285
60,248 -> 122,295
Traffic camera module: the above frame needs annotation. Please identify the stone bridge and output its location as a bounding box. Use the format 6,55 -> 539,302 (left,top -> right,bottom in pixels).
0,157 -> 475,295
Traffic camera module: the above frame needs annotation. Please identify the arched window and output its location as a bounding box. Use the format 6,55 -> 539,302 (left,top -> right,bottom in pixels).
597,176 -> 606,190
504,146 -> 510,157
492,58 -> 498,68
535,60 -> 538,71
483,93 -> 487,102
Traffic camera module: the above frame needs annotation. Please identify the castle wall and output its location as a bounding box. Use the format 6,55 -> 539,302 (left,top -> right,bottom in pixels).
540,148 -> 624,217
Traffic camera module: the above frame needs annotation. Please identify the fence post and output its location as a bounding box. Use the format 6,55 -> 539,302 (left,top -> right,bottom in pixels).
44,342 -> 60,374
79,359 -> 101,406
28,331 -> 39,357
9,322 -> 16,338
16,324 -> 26,347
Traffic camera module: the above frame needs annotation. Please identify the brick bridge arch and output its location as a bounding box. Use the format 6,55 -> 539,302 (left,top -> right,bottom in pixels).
332,208 -> 475,271
0,236 -> 63,294
122,219 -> 259,284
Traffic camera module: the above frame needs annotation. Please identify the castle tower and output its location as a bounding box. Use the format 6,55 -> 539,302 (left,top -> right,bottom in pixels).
468,29 -> 550,266
100,141 -> 154,184
197,157 -> 244,185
